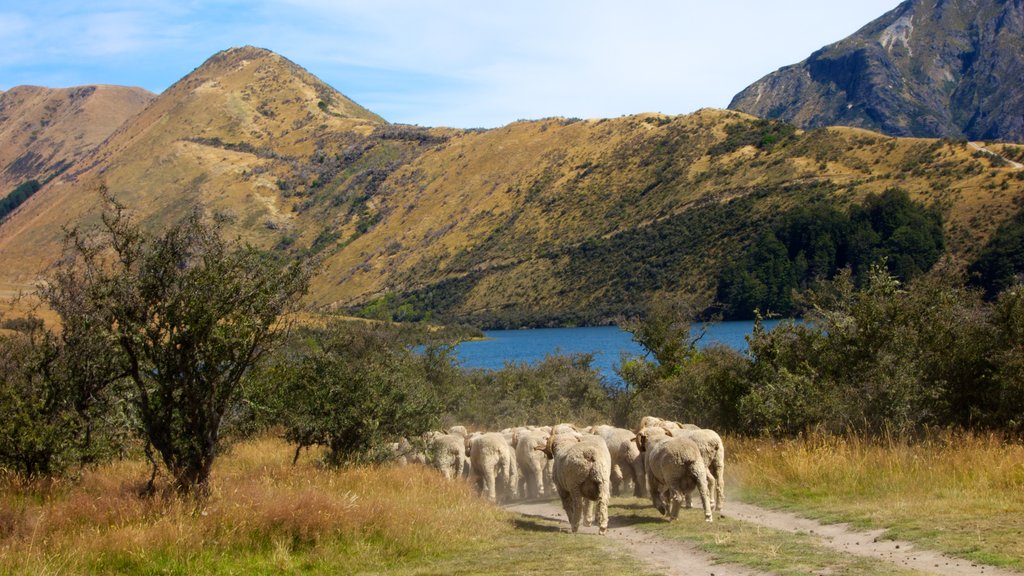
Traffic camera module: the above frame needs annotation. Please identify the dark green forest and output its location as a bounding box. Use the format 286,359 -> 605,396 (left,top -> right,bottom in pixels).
716,188 -> 945,319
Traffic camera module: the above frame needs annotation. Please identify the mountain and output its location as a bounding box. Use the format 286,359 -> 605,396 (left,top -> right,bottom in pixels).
729,0 -> 1024,142
0,46 -> 1022,326
0,84 -> 154,195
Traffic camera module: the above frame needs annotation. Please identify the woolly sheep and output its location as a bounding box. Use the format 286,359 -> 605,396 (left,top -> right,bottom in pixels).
671,427 -> 725,511
466,432 -> 518,503
389,437 -> 427,465
594,424 -> 646,498
638,428 -> 713,522
544,432 -> 612,535
426,431 -> 466,481
551,423 -> 581,436
514,428 -> 551,499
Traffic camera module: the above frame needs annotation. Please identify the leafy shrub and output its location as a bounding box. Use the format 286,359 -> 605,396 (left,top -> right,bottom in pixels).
259,321 -> 447,465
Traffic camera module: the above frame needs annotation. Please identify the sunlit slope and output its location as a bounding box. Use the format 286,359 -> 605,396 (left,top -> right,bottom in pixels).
0,46 -> 385,285
0,84 -> 153,193
316,114 -> 1023,324
0,47 -> 1020,326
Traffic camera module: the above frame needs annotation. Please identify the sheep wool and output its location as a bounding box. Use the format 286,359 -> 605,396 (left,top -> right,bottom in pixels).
552,435 -> 612,534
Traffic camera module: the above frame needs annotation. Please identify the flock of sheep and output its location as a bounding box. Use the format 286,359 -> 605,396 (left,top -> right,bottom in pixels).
393,416 -> 725,534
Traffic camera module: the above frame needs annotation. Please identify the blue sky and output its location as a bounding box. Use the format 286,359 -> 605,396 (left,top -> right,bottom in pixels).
0,1 -> 902,128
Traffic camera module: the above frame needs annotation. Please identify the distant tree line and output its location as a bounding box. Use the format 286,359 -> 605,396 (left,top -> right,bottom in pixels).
716,188 -> 945,319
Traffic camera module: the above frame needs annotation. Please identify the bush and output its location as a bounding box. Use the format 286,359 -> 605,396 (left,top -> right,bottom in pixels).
261,321 -> 446,465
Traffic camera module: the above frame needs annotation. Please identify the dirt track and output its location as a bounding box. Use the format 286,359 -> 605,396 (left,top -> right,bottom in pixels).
507,500 -> 1023,576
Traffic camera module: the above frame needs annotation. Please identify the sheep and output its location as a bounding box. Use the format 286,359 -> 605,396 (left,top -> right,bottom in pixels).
389,437 -> 427,465
594,424 -> 646,497
671,427 -> 725,511
544,432 -> 612,535
636,428 -> 713,522
637,415 -> 701,432
425,431 -> 466,481
466,432 -> 518,503
551,423 -> 581,436
514,428 -> 551,499
446,425 -> 469,437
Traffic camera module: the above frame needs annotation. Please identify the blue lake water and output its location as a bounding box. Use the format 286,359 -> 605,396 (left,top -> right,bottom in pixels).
453,320 -> 784,383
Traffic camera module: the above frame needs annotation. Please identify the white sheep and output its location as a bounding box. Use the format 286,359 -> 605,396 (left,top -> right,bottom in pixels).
671,427 -> 725,511
637,428 -> 713,522
637,415 -> 701,432
551,422 -> 581,435
544,432 -> 612,534
594,424 -> 646,497
466,432 -> 518,503
425,431 -> 466,481
514,428 -> 551,499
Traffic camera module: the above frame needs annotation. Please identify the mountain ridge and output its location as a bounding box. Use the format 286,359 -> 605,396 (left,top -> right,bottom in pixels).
0,46 -> 1022,326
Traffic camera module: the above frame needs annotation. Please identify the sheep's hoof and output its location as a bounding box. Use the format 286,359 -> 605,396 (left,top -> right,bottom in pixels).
704,515 -> 713,523
598,526 -> 608,535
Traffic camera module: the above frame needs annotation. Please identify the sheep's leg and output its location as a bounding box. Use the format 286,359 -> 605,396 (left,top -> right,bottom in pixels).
694,466 -> 713,522
666,488 -> 682,520
566,490 -> 584,533
528,470 -> 541,499
610,464 -> 624,496
583,499 -> 594,526
647,470 -> 665,515
712,463 -> 724,511
596,485 -> 610,535
484,469 -> 497,502
632,458 -> 646,498
706,474 -> 718,510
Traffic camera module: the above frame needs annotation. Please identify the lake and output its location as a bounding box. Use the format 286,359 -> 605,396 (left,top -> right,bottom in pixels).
453,320 -> 784,383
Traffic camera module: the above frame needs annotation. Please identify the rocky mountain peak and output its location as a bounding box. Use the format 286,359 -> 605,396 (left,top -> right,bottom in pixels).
729,0 -> 1024,141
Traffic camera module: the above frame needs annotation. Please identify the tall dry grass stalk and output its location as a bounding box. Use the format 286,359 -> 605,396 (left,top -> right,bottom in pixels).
0,437 -> 506,574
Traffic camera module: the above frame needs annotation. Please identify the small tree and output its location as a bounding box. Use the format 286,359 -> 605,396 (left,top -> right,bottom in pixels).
267,321 -> 442,465
43,196 -> 311,494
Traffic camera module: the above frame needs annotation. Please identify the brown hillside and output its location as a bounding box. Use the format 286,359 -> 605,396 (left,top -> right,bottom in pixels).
0,84 -> 154,193
0,46 -> 385,288
1,47 -> 1022,325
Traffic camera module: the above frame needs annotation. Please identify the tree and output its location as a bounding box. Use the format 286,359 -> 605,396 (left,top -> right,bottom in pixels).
266,321 -> 443,465
43,195 -> 312,494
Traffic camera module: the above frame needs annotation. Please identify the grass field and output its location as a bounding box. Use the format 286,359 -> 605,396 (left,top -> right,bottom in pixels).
2,432 -> 1022,575
0,437 -> 652,576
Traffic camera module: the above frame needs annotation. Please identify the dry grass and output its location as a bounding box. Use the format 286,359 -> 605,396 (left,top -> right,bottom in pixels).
728,431 -> 1024,569
0,437 -> 653,575
0,437 -> 507,574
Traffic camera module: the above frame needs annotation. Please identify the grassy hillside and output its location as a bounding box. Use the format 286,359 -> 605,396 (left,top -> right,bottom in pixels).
0,84 -> 153,196
0,47 -> 1021,326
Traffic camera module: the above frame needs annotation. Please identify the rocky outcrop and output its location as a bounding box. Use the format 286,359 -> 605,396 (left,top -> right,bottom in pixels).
730,0 -> 1024,142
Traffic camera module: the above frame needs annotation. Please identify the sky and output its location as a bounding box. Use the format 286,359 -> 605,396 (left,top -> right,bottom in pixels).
0,1 -> 903,128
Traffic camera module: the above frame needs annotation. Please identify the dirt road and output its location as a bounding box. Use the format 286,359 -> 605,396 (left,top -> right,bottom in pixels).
507,499 -> 1022,576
